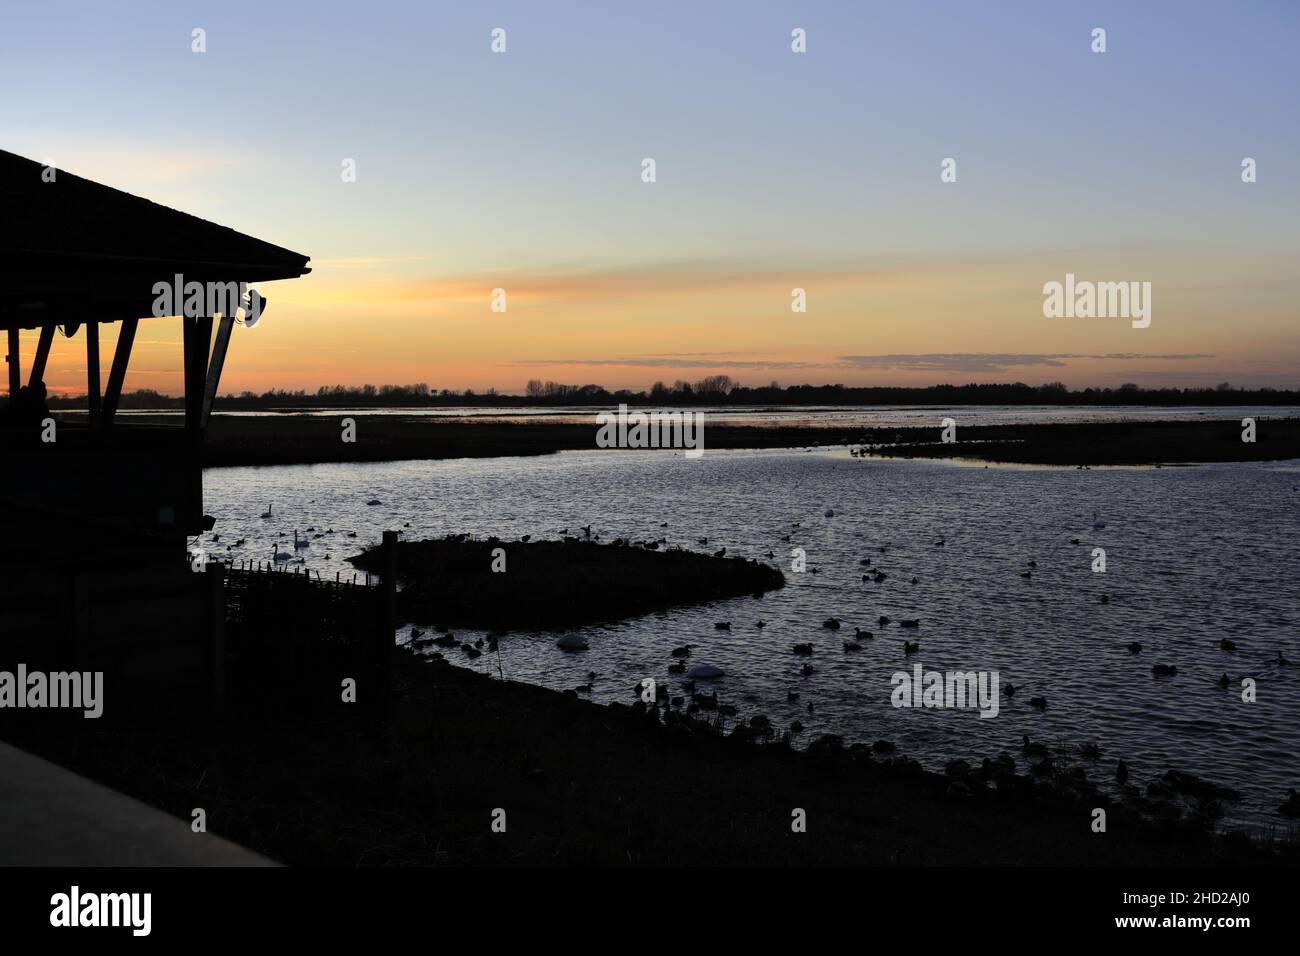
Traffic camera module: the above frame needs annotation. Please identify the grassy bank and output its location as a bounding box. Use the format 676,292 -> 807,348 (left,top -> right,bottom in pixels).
3,651 -> 1293,866
348,536 -> 784,630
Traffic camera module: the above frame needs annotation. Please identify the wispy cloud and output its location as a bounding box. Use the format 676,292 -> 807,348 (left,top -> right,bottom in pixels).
513,355 -> 822,370
837,353 -> 1216,373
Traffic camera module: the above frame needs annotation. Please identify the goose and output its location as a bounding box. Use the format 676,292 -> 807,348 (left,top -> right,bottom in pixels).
1100,594 -> 1109,604
878,615 -> 891,626
1029,696 -> 1048,710
822,617 -> 841,629
686,663 -> 724,679
668,661 -> 686,675
1022,735 -> 1049,758
713,621 -> 731,630
755,620 -> 767,628
903,641 -> 920,654
1004,683 -> 1017,697
1020,570 -> 1032,579
1218,673 -> 1230,689
842,641 -> 862,652
1126,642 -> 1142,654
854,628 -> 872,640
792,643 -> 814,656
899,618 -> 920,628
366,499 -> 382,506
713,547 -> 727,558
555,634 -> 589,651
1219,638 -> 1237,651
800,663 -> 815,676
670,645 -> 692,658
824,509 -> 834,518
1152,664 -> 1178,676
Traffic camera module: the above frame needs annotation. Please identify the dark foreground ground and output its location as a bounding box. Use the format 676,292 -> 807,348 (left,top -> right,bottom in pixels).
3,652 -> 1294,867
186,413 -> 1300,468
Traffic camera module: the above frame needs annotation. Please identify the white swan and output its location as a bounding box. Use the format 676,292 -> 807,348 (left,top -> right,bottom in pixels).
272,544 -> 292,562
260,505 -> 273,519
294,529 -> 309,550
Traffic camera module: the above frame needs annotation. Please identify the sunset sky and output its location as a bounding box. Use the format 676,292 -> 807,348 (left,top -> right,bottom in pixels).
3,0 -> 1299,395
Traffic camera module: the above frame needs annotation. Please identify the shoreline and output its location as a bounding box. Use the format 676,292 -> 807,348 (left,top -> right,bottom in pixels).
4,650 -> 1292,866
179,414 -> 1300,469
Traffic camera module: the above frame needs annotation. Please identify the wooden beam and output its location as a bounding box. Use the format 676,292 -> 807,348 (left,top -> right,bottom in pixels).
6,327 -> 19,396
101,317 -> 138,426
28,323 -> 56,387
184,315 -> 213,433
201,315 -> 235,426
86,320 -> 101,426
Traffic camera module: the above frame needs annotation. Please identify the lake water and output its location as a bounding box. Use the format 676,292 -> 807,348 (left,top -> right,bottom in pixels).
203,443 -> 1300,831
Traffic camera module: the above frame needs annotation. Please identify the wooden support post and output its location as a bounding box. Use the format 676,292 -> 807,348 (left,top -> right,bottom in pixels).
85,320 -> 101,426
185,315 -> 213,433
29,323 -> 55,387
101,317 -> 138,426
6,326 -> 20,396
201,314 -> 235,425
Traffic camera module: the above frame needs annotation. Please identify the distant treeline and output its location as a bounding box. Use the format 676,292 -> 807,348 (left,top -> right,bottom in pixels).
46,378 -> 1300,409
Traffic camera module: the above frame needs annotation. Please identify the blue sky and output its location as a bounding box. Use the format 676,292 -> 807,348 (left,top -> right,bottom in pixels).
3,0 -> 1298,392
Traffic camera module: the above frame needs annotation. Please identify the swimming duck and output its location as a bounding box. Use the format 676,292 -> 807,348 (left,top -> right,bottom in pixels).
1021,735 -> 1049,757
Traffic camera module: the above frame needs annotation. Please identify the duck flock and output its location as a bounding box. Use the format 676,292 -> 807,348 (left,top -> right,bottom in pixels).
404,502 -> 1300,830
206,480 -> 1300,830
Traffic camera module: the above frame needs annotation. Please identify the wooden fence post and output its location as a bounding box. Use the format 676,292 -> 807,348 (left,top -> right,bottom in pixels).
207,562 -> 226,718
375,530 -> 398,718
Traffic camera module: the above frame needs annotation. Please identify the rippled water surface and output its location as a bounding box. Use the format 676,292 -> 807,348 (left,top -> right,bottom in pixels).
205,449 -> 1300,829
